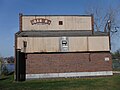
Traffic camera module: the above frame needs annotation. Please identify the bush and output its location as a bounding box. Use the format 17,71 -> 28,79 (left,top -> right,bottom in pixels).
2,64 -> 9,76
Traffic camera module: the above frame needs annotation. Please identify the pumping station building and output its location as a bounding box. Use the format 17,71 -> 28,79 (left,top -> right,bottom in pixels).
15,14 -> 113,81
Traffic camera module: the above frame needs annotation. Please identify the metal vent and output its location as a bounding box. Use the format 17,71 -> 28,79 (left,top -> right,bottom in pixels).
60,37 -> 69,52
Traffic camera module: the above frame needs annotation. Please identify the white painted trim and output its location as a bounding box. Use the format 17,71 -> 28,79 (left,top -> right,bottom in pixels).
26,71 -> 113,79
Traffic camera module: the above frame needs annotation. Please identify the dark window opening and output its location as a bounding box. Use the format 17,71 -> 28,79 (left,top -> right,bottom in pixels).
59,21 -> 63,25
23,41 -> 27,53
23,41 -> 27,48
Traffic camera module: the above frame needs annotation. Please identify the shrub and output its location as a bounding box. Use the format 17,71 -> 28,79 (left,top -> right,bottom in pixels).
2,64 -> 9,76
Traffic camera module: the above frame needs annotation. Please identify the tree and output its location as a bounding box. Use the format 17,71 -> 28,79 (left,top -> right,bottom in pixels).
85,6 -> 120,34
85,6 -> 120,52
0,57 -> 9,76
112,49 -> 120,70
112,49 -> 120,59
4,56 -> 14,63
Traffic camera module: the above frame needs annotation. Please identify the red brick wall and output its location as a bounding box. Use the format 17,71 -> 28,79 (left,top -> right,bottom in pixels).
26,52 -> 112,74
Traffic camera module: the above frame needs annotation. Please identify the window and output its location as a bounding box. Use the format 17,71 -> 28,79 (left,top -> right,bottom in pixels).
23,41 -> 27,47
59,21 -> 63,25
23,41 -> 27,52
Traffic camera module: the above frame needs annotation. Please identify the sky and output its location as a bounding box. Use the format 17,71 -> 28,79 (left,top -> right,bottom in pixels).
0,0 -> 120,57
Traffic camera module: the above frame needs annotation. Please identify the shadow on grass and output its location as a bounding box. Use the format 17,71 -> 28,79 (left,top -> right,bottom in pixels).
0,76 -> 9,81
0,71 -> 14,80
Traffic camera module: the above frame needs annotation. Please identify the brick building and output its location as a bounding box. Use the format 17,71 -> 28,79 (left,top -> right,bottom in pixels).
15,14 -> 112,81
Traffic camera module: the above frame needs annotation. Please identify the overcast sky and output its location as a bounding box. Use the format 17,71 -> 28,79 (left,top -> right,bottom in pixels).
0,0 -> 120,57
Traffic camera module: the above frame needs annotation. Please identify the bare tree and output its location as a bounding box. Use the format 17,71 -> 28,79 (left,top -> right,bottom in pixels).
85,6 -> 120,52
85,6 -> 120,34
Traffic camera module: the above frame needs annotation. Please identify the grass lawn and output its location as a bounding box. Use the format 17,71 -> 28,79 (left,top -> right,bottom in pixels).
0,75 -> 120,90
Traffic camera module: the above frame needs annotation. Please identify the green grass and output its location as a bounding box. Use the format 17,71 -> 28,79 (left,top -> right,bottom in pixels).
0,75 -> 120,90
